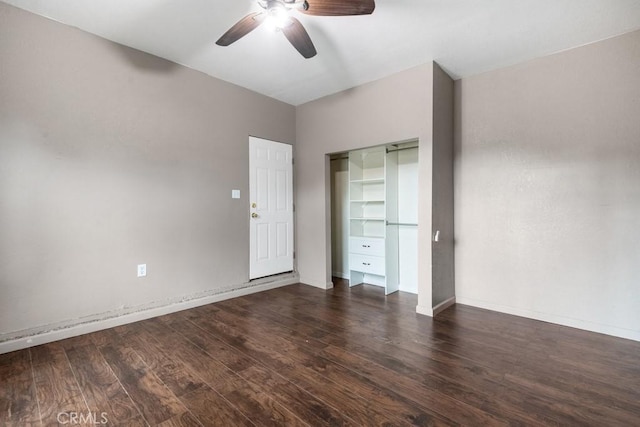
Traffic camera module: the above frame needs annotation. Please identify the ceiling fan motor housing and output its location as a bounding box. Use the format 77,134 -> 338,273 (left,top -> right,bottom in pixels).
259,0 -> 309,11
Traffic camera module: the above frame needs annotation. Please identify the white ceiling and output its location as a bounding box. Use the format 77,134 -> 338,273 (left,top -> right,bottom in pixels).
4,0 -> 640,105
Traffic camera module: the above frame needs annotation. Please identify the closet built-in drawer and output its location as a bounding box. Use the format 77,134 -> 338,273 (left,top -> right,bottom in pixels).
349,237 -> 385,257
350,253 -> 385,276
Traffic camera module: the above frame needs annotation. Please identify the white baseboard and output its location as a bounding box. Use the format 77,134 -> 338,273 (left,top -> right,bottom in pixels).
0,273 -> 299,354
331,271 -> 349,280
433,296 -> 456,316
415,304 -> 433,317
416,296 -> 456,317
299,275 -> 333,290
456,296 -> 640,342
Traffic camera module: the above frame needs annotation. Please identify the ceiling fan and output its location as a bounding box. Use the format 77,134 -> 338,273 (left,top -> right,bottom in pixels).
216,0 -> 375,59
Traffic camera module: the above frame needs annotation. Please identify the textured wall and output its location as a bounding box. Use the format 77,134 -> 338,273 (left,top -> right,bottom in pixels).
454,30 -> 640,340
0,3 -> 295,338
431,64 -> 455,306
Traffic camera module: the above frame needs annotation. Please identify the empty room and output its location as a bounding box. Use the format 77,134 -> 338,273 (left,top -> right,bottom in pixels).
1,0 -> 639,425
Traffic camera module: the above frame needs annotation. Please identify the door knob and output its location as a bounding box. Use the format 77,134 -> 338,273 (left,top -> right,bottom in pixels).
251,213 -> 258,218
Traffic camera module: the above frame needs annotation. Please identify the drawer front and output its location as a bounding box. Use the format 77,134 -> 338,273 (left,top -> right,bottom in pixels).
350,254 -> 385,276
349,237 -> 385,257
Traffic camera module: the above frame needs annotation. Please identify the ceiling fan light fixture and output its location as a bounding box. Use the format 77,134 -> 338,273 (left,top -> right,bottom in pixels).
265,5 -> 292,31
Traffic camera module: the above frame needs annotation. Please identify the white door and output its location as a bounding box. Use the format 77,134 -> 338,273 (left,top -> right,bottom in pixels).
249,136 -> 294,279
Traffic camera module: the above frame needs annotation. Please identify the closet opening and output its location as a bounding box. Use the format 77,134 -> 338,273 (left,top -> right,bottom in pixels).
330,140 -> 419,295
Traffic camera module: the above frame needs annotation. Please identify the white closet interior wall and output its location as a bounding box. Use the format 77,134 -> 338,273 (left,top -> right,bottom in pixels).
397,148 -> 419,294
330,158 -> 350,279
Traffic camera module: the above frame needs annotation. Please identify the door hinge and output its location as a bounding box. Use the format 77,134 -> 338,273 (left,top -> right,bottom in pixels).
292,157 -> 294,165
293,251 -> 296,259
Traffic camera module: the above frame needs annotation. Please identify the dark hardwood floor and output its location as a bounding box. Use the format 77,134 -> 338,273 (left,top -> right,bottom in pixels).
2,279 -> 639,426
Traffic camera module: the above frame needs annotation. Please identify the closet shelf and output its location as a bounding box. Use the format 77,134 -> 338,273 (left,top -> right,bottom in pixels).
348,146 -> 399,295
350,178 -> 385,184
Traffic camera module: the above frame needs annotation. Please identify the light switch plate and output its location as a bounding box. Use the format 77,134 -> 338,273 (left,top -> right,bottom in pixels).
232,189 -> 240,199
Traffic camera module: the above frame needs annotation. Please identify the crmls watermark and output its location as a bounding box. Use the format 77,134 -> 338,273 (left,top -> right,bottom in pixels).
56,411 -> 108,425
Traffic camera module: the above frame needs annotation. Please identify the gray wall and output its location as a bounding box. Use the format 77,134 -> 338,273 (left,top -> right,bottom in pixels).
295,63 -> 438,312
431,64 -> 455,306
454,29 -> 640,340
0,3 -> 295,339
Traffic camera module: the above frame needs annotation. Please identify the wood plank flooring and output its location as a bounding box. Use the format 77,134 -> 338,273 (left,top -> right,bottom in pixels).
2,279 -> 639,426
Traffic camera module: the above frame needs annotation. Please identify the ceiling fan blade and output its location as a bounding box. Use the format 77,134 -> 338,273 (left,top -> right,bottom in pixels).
282,17 -> 317,59
301,0 -> 375,16
216,12 -> 266,46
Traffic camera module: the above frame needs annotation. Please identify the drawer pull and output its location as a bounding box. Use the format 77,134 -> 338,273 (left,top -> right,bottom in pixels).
362,262 -> 371,266
362,245 -> 370,248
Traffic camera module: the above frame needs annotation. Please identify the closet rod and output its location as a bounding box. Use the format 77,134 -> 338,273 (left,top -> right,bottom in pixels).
386,146 -> 418,153
330,156 -> 349,161
386,221 -> 418,227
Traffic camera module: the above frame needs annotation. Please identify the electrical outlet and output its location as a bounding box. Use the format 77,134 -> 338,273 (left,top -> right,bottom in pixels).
137,264 -> 147,277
